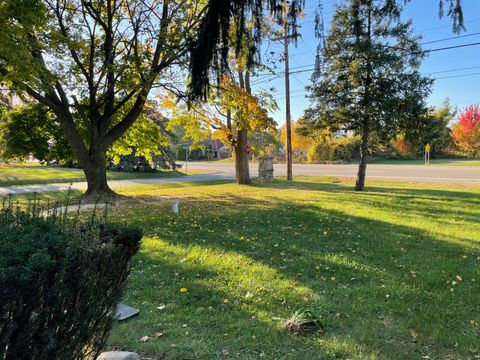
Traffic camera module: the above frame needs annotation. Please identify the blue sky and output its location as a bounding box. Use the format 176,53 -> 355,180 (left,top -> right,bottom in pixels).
252,0 -> 480,125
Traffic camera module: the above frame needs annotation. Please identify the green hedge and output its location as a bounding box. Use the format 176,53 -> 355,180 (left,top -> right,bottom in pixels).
307,136 -> 362,163
0,204 -> 142,359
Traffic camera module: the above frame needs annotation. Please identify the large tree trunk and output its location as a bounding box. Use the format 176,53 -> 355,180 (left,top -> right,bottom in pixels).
233,70 -> 251,185
52,107 -> 119,198
235,128 -> 251,184
82,149 -> 115,198
356,4 -> 372,192
355,125 -> 369,191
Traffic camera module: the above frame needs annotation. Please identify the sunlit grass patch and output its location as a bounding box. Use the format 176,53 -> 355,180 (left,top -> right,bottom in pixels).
92,178 -> 480,359
0,164 -> 187,187
4,177 -> 478,358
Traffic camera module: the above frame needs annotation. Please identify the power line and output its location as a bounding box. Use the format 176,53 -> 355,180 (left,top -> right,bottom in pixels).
275,68 -> 480,96
435,71 -> 480,80
421,32 -> 480,45
252,40 -> 480,84
427,65 -> 480,75
267,68 -> 480,101
415,18 -> 480,33
426,41 -> 480,53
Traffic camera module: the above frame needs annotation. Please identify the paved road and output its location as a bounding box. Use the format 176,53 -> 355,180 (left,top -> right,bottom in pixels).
1,162 -> 478,195
183,161 -> 480,184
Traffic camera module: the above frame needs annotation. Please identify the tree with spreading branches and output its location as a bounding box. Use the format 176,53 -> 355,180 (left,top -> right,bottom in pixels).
0,0 -> 204,196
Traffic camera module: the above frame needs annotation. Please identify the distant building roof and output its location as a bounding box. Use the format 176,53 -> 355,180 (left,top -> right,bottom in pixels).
191,138 -> 227,150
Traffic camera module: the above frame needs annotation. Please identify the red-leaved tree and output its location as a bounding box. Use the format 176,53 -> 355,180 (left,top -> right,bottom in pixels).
451,105 -> 480,157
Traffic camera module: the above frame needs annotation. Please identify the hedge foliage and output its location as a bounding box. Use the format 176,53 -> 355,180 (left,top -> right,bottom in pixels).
0,201 -> 142,360
307,136 -> 362,163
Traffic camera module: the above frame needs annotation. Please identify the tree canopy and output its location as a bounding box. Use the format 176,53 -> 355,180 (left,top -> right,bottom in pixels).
189,0 -> 464,99
2,103 -> 75,164
0,0 -> 204,195
451,105 -> 480,157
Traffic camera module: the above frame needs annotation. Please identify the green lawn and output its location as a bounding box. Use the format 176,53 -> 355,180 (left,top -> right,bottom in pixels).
0,165 -> 186,187
369,158 -> 480,166
9,178 -> 479,359
49,177 -> 478,360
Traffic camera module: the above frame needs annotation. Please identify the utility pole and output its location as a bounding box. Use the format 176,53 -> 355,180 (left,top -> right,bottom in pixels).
283,0 -> 293,181
271,0 -> 297,180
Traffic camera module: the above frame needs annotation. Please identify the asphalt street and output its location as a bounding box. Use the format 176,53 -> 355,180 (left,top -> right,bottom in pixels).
1,162 -> 478,195
183,161 -> 480,184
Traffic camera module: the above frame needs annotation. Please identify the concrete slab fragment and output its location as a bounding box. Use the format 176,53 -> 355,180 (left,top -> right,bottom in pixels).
116,303 -> 139,321
97,351 -> 140,360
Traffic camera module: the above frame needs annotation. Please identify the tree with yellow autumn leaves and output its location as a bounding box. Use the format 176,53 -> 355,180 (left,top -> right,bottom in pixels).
166,75 -> 277,184
280,120 -> 314,159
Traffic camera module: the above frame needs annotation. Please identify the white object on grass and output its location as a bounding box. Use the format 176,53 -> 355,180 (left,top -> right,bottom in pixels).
97,351 -> 140,360
172,200 -> 179,213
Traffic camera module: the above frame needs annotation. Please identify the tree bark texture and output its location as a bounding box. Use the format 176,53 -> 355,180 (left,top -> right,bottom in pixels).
234,70 -> 251,185
235,127 -> 251,184
355,125 -> 369,191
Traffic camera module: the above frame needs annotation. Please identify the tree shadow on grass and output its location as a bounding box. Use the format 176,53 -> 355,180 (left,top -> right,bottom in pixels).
108,237 -> 375,359
252,178 -> 480,201
112,190 -> 480,360
252,179 -> 480,228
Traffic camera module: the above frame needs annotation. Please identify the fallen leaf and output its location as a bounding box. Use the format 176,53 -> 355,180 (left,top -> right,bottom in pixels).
139,335 -> 150,343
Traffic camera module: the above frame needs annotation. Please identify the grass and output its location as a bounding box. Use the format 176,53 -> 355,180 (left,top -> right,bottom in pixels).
9,177 -> 480,359
369,158 -> 480,166
0,164 -> 187,187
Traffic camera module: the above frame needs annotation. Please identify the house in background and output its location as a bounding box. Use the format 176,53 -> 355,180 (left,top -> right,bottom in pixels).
203,139 -> 231,160
184,138 -> 231,160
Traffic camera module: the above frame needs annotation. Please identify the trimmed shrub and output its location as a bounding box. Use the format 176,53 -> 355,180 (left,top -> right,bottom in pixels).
0,203 -> 142,360
307,136 -> 362,163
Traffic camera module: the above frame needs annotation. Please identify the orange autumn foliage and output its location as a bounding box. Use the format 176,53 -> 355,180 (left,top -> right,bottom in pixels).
451,105 -> 480,156
390,137 -> 412,156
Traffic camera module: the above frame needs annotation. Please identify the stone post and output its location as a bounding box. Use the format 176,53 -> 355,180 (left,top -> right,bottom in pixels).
258,156 -> 274,182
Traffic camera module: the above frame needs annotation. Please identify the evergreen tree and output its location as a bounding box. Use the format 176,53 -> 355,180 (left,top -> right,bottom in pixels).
403,100 -> 457,157
302,0 -> 433,190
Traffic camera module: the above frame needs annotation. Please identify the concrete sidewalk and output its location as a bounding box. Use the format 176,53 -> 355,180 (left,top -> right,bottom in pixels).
0,172 -> 234,195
